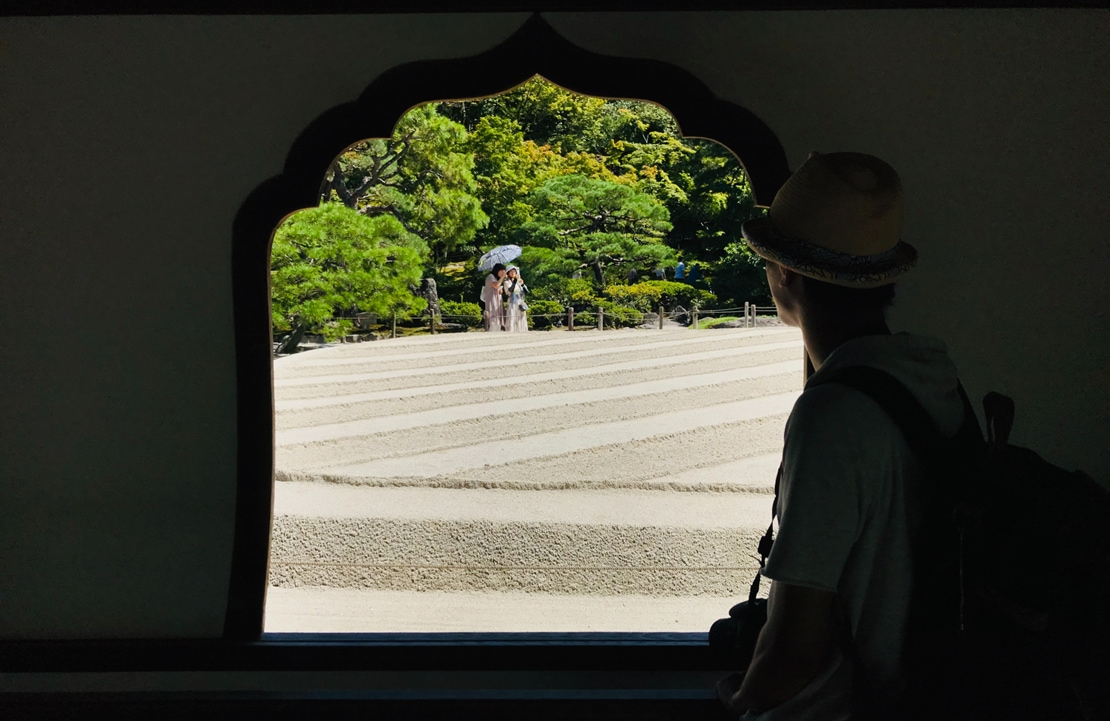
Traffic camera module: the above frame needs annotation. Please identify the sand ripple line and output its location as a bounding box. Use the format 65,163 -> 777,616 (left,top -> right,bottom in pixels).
275,335 -> 799,386
278,327 -> 798,373
275,347 -> 802,427
277,361 -> 798,444
275,376 -> 796,471
330,392 -> 799,479
275,339 -> 803,404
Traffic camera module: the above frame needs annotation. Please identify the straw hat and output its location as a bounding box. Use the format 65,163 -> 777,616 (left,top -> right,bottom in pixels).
741,152 -> 917,288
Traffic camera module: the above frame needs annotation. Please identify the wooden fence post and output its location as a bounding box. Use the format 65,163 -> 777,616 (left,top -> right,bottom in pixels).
744,301 -> 750,328
392,312 -> 397,339
568,307 -> 575,331
658,305 -> 664,330
692,307 -> 699,329
597,306 -> 604,331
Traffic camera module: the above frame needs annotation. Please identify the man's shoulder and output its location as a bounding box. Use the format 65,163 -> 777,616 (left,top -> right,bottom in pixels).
804,333 -> 965,437
790,381 -> 894,432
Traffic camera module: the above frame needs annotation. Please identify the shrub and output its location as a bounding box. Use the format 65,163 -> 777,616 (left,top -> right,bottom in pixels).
526,299 -> 565,329
604,280 -> 717,312
532,277 -> 599,310
321,319 -> 354,341
679,287 -> 717,310
596,300 -> 644,328
439,300 -> 483,328
696,315 -> 741,330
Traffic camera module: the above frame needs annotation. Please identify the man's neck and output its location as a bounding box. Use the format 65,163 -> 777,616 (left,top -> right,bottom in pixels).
801,312 -> 891,372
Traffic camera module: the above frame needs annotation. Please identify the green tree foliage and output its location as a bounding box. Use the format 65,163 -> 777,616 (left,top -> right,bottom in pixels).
525,299 -> 566,329
438,78 -> 767,305
441,77 -> 608,153
661,143 -> 759,263
605,280 -> 717,312
523,174 -> 675,287
464,115 -> 556,251
709,239 -> 773,308
531,276 -> 600,310
438,300 -> 483,328
271,203 -> 427,340
278,78 -> 770,341
324,105 -> 488,264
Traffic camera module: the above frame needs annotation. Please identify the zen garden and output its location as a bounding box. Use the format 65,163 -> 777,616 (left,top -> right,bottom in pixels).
265,78 -> 804,633
270,76 -> 775,352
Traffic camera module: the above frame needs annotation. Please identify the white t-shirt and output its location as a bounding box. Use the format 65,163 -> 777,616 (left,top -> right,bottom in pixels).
748,333 -> 968,721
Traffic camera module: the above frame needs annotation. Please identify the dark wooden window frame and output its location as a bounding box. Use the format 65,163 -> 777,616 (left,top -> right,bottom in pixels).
4,1 -> 1102,16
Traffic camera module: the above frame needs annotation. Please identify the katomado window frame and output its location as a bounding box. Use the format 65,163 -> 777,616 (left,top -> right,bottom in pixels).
227,13 -> 790,682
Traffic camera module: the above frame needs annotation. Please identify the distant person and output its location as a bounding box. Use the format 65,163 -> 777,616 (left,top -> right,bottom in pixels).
627,268 -> 639,284
503,266 -> 529,332
715,152 -> 974,720
480,263 -> 507,331
687,263 -> 703,285
674,259 -> 686,282
654,266 -> 667,281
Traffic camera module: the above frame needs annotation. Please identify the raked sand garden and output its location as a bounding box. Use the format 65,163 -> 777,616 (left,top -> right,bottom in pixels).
265,324 -> 804,633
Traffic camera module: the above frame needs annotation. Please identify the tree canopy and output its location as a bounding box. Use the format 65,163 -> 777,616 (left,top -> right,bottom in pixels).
324,105 -> 488,265
273,76 -> 770,340
271,203 -> 427,340
523,174 -> 674,286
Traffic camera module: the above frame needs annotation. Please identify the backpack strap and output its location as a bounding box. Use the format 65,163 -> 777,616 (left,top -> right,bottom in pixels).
810,366 -> 983,473
809,366 -> 947,464
806,366 -> 985,716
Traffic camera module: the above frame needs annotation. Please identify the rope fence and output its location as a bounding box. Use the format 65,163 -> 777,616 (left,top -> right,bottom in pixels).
275,302 -> 778,349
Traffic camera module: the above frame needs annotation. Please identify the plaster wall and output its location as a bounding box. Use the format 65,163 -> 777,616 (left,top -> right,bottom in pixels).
0,10 -> 1106,641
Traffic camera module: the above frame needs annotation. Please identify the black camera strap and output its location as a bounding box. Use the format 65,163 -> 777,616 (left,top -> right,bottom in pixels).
749,466 -> 779,604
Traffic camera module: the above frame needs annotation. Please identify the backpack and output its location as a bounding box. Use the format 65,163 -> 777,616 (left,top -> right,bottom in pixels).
817,366 -> 1110,721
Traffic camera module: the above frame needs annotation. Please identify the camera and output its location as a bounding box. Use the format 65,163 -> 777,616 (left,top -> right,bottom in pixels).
709,596 -> 768,670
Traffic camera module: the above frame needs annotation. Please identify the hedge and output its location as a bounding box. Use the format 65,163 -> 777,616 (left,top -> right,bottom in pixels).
526,299 -> 565,329
596,300 -> 645,328
603,280 -> 716,312
439,300 -> 483,328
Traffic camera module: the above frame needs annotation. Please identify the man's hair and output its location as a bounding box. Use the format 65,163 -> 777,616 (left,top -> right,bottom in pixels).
492,263 -> 506,274
801,275 -> 896,313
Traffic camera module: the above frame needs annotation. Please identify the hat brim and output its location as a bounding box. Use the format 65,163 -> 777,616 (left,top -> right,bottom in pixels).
741,216 -> 917,289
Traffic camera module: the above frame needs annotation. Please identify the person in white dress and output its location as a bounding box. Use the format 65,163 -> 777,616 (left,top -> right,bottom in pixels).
480,264 -> 507,331
503,266 -> 529,332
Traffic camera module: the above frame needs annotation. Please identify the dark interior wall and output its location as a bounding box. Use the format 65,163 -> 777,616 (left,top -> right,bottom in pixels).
0,10 -> 1106,641
0,13 -> 530,640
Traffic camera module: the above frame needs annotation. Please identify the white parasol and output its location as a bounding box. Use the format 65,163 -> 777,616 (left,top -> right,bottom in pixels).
478,244 -> 522,271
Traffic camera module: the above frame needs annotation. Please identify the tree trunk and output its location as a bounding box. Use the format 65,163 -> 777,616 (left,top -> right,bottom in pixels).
276,321 -> 306,355
591,260 -> 605,287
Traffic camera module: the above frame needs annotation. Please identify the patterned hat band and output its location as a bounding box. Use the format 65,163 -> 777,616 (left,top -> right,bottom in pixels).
758,218 -> 917,285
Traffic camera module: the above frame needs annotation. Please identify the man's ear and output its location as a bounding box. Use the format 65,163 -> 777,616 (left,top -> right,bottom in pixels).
767,261 -> 798,289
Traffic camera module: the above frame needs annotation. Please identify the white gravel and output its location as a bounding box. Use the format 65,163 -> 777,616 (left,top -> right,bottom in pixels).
264,586 -> 761,633
266,326 -> 802,632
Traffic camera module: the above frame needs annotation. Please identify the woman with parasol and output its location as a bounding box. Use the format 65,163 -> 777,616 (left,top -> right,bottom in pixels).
480,263 -> 507,331
503,265 -> 529,332
477,245 -> 521,332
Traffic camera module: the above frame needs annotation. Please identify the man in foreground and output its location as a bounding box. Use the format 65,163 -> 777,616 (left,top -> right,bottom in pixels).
717,152 -> 968,719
